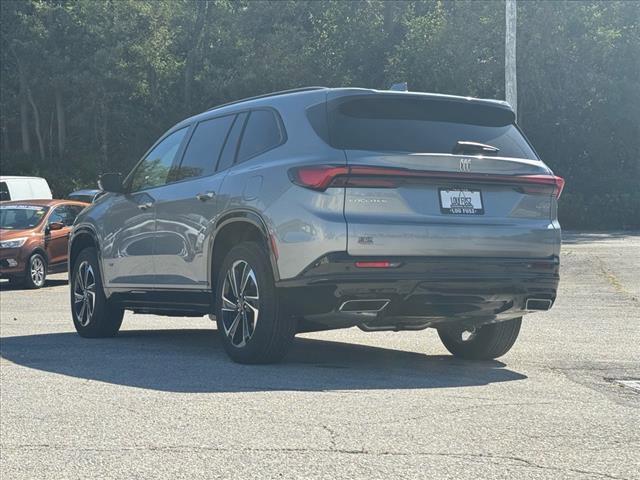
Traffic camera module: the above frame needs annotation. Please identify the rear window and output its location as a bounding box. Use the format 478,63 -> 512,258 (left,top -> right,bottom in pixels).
320,96 -> 537,160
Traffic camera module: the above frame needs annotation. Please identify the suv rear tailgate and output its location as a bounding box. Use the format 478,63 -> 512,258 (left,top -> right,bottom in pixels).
325,92 -> 562,259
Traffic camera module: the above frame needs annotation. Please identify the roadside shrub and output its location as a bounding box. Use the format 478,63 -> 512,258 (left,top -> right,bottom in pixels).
559,192 -> 640,230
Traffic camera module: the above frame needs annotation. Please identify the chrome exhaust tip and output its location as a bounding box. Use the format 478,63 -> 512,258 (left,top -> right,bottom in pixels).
525,298 -> 553,311
339,299 -> 390,313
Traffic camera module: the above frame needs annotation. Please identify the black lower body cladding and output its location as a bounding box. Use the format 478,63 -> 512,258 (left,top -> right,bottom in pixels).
277,255 -> 559,330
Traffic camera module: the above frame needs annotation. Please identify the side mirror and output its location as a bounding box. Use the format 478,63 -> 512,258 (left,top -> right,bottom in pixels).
98,172 -> 124,193
48,221 -> 65,231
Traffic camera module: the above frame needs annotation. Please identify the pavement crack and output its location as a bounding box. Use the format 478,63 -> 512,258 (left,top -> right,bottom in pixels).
594,256 -> 638,303
320,424 -> 338,450
4,444 -> 629,479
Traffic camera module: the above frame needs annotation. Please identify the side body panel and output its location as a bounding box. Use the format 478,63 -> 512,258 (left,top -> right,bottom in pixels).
91,192 -> 157,288
153,172 -> 229,289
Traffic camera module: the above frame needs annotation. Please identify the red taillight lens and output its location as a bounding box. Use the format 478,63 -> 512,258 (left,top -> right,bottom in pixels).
518,174 -> 565,199
554,176 -> 565,199
289,165 -> 566,198
355,261 -> 397,268
288,165 -> 348,190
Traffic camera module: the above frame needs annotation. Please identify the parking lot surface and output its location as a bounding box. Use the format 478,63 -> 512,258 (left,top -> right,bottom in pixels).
1,233 -> 639,479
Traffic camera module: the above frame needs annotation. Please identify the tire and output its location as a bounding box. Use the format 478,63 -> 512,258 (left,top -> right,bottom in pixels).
215,242 -> 295,364
70,247 -> 124,338
437,317 -> 522,360
24,252 -> 47,289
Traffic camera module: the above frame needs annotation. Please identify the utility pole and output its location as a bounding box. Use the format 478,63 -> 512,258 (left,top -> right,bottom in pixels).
505,0 -> 517,121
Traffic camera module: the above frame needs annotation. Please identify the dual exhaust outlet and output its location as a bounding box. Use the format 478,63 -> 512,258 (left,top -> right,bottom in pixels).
525,298 -> 553,311
339,298 -> 553,314
339,299 -> 390,314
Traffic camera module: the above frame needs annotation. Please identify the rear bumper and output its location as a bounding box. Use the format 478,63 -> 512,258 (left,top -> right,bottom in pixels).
277,255 -> 559,330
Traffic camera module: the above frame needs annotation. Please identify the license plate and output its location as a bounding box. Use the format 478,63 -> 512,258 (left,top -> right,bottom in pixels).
439,188 -> 484,215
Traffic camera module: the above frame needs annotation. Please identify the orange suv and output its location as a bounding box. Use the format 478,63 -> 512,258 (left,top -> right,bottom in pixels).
0,199 -> 88,288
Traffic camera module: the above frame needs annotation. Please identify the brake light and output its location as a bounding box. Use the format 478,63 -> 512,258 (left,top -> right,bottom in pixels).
518,175 -> 565,198
289,165 -> 565,198
288,165 -> 348,190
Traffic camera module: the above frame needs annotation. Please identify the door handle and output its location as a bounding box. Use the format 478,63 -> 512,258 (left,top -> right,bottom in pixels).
196,191 -> 216,201
138,202 -> 154,210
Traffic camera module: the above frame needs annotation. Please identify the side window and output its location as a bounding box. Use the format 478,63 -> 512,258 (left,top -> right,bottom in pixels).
236,109 -> 284,163
129,127 -> 188,192
49,205 -> 83,227
48,206 -> 70,226
173,115 -> 235,181
217,112 -> 248,172
0,182 -> 10,201
50,205 -> 82,226
66,205 -> 85,223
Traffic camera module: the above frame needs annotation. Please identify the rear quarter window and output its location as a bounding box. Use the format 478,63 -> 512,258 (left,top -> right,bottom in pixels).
236,109 -> 285,163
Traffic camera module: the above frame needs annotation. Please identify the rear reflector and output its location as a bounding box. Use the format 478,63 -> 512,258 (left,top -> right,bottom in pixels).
355,261 -> 397,268
289,165 -> 565,198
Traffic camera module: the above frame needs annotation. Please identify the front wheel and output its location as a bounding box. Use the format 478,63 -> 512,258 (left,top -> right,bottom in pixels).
24,252 -> 47,289
215,242 -> 295,364
437,318 -> 522,360
71,247 -> 124,338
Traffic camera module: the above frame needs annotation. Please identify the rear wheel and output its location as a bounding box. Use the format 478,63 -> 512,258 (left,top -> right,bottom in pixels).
215,242 -> 295,364
71,247 -> 123,338
437,318 -> 522,360
24,252 -> 47,289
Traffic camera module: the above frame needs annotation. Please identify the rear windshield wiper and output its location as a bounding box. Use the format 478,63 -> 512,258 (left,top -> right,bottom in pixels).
452,141 -> 499,156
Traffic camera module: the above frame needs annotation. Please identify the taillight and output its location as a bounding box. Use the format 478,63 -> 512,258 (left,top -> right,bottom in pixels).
518,175 -> 565,199
288,165 -> 408,190
289,165 -> 565,198
288,165 -> 348,190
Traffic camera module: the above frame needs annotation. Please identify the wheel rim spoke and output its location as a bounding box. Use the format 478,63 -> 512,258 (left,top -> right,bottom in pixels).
239,262 -> 250,294
241,311 -> 249,343
226,312 -> 241,340
221,294 -> 236,311
227,270 -> 239,300
78,301 -> 86,324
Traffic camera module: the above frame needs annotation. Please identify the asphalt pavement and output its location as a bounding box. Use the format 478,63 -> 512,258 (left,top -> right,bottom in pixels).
1,232 -> 638,479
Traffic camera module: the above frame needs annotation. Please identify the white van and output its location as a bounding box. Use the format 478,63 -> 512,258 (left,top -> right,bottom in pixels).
0,176 -> 53,201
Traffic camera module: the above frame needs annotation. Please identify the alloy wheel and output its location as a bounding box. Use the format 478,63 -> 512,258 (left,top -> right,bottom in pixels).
221,260 -> 259,347
30,256 -> 45,287
74,261 -> 96,327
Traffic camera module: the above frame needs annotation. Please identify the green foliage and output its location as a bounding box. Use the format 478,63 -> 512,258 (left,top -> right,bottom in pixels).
0,0 -> 638,229
560,193 -> 640,230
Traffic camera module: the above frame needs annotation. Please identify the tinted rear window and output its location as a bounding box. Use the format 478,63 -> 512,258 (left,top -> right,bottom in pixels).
322,96 -> 537,160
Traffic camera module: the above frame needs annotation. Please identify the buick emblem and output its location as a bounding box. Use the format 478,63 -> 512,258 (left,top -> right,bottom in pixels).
459,158 -> 472,173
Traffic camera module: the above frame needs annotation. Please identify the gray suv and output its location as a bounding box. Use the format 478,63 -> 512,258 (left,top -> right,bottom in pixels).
68,87 -> 563,364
